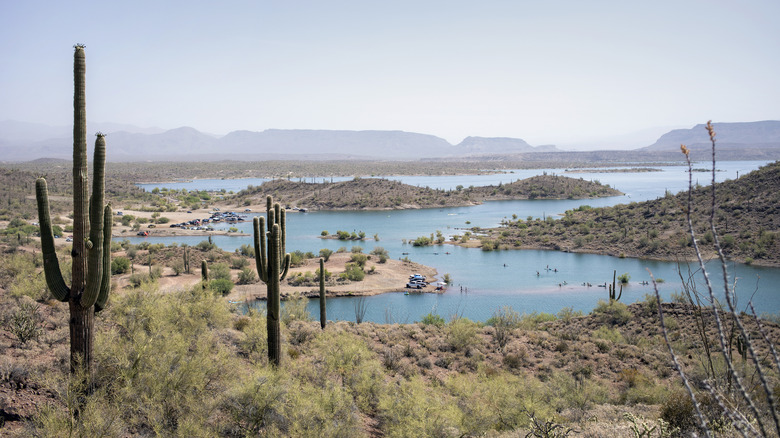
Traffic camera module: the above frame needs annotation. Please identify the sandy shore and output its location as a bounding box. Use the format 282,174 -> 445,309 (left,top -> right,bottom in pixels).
110,251 -> 441,301
42,203 -> 446,298
227,252 -> 441,301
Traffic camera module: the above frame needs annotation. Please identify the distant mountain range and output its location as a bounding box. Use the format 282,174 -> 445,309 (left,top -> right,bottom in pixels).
0,120 -> 558,161
640,120 -> 780,151
1,119 -> 780,162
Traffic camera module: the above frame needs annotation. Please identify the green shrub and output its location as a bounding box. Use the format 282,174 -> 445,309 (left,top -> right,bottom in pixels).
306,331 -> 387,413
8,298 -> 43,346
209,278 -> 234,295
231,257 -> 249,269
171,260 -> 184,276
222,367 -> 286,434
111,256 -> 131,275
289,250 -> 307,267
447,318 -> 480,352
196,240 -> 217,251
281,294 -> 311,325
517,312 -> 557,330
378,376 -> 461,437
339,264 -> 365,281
319,248 -> 333,262
5,253 -> 49,300
128,272 -> 155,288
370,246 -> 389,263
486,306 -> 521,350
150,264 -> 164,280
237,267 -> 257,284
350,253 -> 368,267
592,325 -> 625,344
412,236 -> 432,247
557,306 -> 582,322
420,313 -> 445,327
209,263 -> 231,281
641,292 -> 661,316
89,286 -> 234,435
237,244 -> 255,257
481,239 -> 497,251
592,299 -> 632,325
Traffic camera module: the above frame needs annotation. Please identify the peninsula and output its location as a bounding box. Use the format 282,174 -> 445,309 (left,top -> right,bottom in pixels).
465,161 -> 780,267
232,174 -> 622,211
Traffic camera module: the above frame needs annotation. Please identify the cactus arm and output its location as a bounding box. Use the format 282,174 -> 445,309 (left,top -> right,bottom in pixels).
279,207 -> 286,261
82,134 -> 106,308
267,222 -> 282,365
279,253 -> 291,281
266,195 -> 273,231
269,223 -> 281,282
95,204 -> 112,312
72,46 -> 89,290
253,216 -> 269,283
612,270 -> 616,293
35,178 -> 70,301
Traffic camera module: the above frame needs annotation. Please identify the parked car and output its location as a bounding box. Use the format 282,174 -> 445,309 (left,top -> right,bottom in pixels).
406,281 -> 426,289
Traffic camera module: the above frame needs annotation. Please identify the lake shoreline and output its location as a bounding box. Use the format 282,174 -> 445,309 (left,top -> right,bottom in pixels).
445,239 -> 780,268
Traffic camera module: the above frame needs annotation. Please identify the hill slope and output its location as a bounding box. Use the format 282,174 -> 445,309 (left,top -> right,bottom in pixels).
234,175 -> 622,210
476,161 -> 780,266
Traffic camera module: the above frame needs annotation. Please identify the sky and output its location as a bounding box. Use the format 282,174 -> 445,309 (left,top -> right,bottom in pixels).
1,0 -> 779,149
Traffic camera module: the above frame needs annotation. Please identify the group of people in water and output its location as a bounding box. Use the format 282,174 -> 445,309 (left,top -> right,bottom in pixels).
498,264 -> 652,288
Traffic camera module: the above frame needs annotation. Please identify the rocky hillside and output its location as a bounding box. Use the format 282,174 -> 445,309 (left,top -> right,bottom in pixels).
234,175 -> 622,210
476,161 -> 780,266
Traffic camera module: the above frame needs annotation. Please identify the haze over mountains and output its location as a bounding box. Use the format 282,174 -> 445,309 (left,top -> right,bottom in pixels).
641,121 -> 780,151
1,119 -> 779,162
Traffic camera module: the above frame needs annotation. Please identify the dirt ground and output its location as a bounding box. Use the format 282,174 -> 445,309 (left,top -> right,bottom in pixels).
112,251 -> 441,301
229,252 -> 440,301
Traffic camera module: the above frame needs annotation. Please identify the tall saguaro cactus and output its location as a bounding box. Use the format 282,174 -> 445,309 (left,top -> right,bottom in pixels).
319,258 -> 326,330
36,45 -> 112,376
253,195 -> 291,366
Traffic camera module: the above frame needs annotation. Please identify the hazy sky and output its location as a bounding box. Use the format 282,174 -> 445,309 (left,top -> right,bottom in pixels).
1,1 -> 779,148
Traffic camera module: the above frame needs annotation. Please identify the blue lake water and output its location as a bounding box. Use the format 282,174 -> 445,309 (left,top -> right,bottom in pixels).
125,160 -> 780,322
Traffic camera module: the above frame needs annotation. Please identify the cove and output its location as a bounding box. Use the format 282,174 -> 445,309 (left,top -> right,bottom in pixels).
123,160 -> 780,322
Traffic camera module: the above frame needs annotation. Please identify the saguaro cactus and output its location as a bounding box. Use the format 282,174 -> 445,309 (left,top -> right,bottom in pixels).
183,244 -> 190,274
253,195 -> 291,366
319,258 -> 326,330
608,269 -> 622,302
201,260 -> 209,287
35,44 -> 112,376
